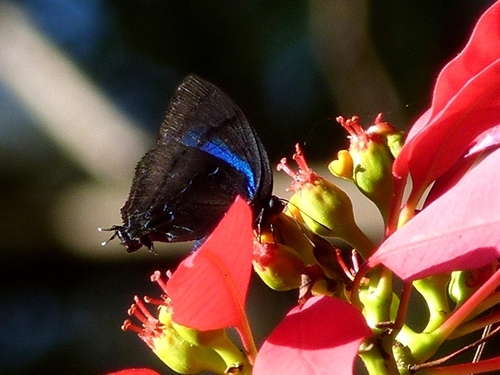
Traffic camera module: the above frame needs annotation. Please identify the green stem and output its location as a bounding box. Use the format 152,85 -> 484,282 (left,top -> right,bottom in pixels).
358,337 -> 400,375
391,282 -> 422,348
359,266 -> 394,328
209,333 -> 251,373
411,268 -> 500,361
437,268 -> 500,339
413,274 -> 451,333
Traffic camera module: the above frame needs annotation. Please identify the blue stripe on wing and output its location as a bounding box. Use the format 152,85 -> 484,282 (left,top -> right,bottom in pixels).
181,126 -> 257,197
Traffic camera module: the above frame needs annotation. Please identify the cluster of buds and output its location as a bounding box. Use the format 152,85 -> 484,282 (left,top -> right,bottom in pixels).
252,210 -> 348,299
122,271 -> 250,374
276,114 -> 402,257
251,115 -> 403,312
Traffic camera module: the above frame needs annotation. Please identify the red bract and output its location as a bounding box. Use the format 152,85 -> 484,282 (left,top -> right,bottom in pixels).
253,296 -> 372,375
393,0 -> 500,200
106,369 -> 160,375
370,146 -> 500,281
166,196 -> 254,332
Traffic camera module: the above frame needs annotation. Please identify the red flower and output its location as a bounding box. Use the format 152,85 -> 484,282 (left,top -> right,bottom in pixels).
393,1 -> 500,204
370,146 -> 500,281
371,0 -> 500,281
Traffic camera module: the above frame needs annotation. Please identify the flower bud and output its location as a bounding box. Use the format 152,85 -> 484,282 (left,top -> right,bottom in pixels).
253,240 -> 306,291
368,113 -> 405,158
170,319 -> 228,348
123,297 -> 226,374
170,317 -> 250,374
278,144 -> 375,258
329,115 -> 396,223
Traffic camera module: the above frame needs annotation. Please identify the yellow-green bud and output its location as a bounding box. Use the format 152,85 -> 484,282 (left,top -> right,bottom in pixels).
253,240 -> 305,291
289,177 -> 354,239
167,311 -> 250,373
367,113 -> 405,158
128,302 -> 227,374
330,115 -> 396,223
170,321 -> 228,348
278,144 -> 375,258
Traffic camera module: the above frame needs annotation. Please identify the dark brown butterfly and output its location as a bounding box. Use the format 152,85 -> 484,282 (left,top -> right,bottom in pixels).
101,74 -> 279,252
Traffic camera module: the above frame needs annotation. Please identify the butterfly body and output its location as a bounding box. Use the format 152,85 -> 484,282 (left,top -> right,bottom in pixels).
106,75 -> 273,252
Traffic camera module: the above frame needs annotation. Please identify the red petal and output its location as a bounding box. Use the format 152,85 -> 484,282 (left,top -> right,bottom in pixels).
394,1 -> 500,192
105,369 -> 161,375
425,125 -> 500,204
253,296 -> 372,375
371,147 -> 500,281
167,196 -> 254,331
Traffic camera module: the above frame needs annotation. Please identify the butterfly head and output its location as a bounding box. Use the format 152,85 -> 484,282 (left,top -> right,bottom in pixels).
99,225 -> 152,253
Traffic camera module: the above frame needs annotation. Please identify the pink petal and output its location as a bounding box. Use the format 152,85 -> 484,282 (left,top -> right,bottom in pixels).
167,196 -> 254,331
370,147 -> 500,281
105,369 -> 161,375
253,296 -> 372,375
394,1 -> 500,192
415,121 -> 500,206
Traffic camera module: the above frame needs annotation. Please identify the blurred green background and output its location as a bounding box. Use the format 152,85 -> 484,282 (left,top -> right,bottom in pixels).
0,0 -> 495,374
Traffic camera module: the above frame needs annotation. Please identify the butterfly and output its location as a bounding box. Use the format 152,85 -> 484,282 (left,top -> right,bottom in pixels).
102,74 -> 281,252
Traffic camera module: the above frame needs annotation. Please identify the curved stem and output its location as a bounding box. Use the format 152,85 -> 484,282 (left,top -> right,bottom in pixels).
358,337 -> 400,375
411,269 -> 500,361
413,274 -> 451,333
235,318 -> 258,365
393,282 -> 412,335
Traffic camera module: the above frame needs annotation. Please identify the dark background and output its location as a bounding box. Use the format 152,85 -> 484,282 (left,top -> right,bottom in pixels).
0,0 -> 495,374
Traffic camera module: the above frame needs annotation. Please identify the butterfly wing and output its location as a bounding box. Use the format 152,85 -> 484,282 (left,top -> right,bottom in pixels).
113,75 -> 272,252
160,74 -> 272,204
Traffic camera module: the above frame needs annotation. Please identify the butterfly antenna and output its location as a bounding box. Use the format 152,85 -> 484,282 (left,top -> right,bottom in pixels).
265,197 -> 319,248
98,226 -> 120,247
284,199 -> 333,235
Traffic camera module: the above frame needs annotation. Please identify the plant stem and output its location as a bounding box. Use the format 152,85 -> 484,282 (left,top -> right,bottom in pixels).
411,268 -> 500,361
235,317 -> 258,365
359,337 -> 400,375
437,268 -> 500,339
